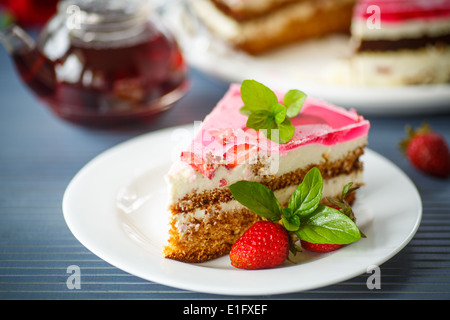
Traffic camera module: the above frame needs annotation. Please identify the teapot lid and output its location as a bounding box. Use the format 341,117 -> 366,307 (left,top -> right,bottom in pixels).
55,0 -> 162,47
59,0 -> 152,30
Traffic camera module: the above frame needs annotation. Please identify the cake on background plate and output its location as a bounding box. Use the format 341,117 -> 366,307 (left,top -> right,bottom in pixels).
189,0 -> 357,55
185,0 -> 450,86
351,0 -> 450,85
164,81 -> 370,263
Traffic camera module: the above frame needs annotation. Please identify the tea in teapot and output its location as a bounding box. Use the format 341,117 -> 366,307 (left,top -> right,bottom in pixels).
1,0 -> 189,127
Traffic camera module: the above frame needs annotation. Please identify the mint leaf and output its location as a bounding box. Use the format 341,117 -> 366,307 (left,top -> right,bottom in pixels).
239,80 -> 306,144
281,207 -> 300,232
270,103 -> 287,125
288,167 -> 323,217
284,89 -> 307,118
246,110 -> 277,131
241,80 -> 277,113
246,105 -> 291,143
229,181 -> 281,221
277,117 -> 295,144
295,205 -> 362,244
240,105 -> 253,116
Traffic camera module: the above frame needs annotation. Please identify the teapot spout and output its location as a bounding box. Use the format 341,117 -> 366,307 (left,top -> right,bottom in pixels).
0,25 -> 36,54
1,25 -> 56,99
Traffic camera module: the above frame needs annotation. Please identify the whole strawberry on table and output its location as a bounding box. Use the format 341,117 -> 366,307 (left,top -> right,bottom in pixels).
229,167 -> 365,270
400,123 -> 450,179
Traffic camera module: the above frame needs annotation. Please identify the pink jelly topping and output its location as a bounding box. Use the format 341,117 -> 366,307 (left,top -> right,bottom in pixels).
354,0 -> 450,23
181,84 -> 370,178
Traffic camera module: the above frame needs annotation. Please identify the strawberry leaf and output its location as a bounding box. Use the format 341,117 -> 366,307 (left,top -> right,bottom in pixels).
295,205 -> 362,244
341,182 -> 359,200
229,181 -> 281,221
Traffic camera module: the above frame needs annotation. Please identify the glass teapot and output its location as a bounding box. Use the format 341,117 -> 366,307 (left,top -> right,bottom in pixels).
0,0 -> 189,127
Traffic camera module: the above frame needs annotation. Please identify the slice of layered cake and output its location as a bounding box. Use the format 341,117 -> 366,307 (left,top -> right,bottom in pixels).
189,0 -> 357,54
351,0 -> 450,85
164,81 -> 370,263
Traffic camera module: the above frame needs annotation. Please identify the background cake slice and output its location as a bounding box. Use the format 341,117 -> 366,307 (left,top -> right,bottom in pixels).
189,0 -> 357,55
164,83 -> 370,263
210,0 -> 299,20
351,0 -> 450,85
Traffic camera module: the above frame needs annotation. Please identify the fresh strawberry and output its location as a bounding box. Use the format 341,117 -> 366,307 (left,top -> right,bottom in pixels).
300,240 -> 343,253
223,144 -> 257,169
229,168 -> 365,270
180,151 -> 215,179
219,178 -> 227,187
230,221 -> 290,270
400,123 -> 450,178
209,128 -> 237,145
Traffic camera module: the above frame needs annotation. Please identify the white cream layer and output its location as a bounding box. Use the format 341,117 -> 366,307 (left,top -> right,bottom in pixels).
166,136 -> 367,204
174,170 -> 363,234
351,46 -> 450,85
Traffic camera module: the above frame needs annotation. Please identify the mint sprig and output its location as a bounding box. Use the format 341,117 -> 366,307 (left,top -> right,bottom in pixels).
229,167 -> 364,254
240,80 -> 307,144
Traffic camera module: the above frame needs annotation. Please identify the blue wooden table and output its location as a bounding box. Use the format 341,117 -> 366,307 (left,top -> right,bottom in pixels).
1,37 -> 450,301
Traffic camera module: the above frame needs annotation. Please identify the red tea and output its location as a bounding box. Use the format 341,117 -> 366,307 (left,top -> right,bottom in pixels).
12,24 -> 188,127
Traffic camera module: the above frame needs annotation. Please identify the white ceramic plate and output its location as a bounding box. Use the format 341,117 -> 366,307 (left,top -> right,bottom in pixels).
63,126 -> 422,295
161,3 -> 450,115
63,125 -> 422,296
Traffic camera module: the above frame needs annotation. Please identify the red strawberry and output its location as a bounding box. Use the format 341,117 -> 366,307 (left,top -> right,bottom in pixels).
400,123 -> 450,178
180,151 -> 215,179
209,128 -> 237,145
3,0 -> 58,27
230,221 -> 290,269
219,178 -> 227,187
300,240 -> 343,253
223,144 -> 257,169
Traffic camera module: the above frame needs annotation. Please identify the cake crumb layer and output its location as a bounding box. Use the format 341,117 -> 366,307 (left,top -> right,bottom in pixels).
164,208 -> 260,263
